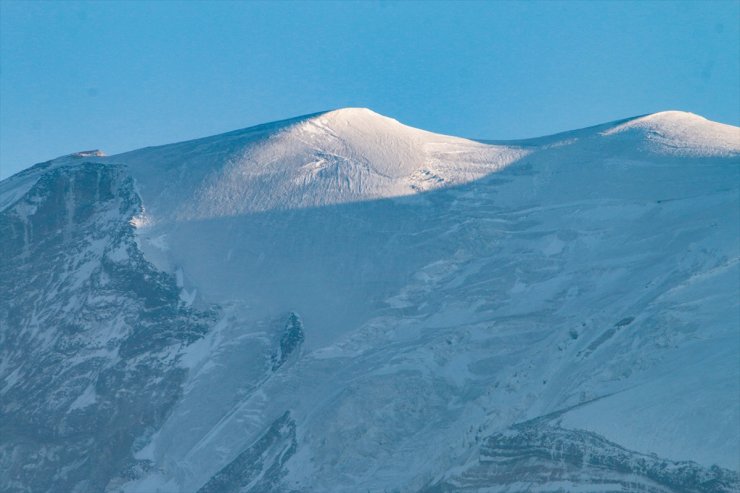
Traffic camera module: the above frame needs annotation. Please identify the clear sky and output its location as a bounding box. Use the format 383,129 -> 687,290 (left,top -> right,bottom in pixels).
1,0 -> 739,178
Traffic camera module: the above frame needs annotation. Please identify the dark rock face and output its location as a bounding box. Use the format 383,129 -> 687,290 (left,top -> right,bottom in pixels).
197,411 -> 298,493
0,163 -> 215,493
423,420 -> 740,493
272,312 -> 305,370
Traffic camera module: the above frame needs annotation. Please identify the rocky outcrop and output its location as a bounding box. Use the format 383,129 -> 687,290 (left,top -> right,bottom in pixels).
197,411 -> 297,493
424,420 -> 739,493
272,312 -> 305,371
0,163 -> 216,493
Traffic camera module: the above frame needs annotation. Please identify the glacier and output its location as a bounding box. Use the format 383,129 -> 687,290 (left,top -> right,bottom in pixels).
0,108 -> 739,492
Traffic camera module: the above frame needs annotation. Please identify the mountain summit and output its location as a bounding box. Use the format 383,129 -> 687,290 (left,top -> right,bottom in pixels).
103,107 -> 527,221
600,110 -> 740,155
1,110 -> 739,492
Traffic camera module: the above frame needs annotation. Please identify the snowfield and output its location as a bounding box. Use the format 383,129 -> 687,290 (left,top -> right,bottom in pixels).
1,108 -> 739,493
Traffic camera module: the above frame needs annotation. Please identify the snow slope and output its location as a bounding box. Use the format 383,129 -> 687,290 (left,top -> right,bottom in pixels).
1,108 -> 739,493
109,108 -> 526,221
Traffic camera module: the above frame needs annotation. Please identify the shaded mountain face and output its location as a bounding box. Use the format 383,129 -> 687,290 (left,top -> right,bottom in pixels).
1,109 -> 739,493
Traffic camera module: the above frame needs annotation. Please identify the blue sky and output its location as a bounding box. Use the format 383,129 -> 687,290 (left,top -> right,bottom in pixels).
1,0 -> 738,177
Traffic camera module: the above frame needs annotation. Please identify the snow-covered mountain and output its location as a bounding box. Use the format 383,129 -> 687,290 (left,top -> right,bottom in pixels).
1,108 -> 738,493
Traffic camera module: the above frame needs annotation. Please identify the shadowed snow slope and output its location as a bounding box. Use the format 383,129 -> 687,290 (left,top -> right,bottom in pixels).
1,109 -> 739,493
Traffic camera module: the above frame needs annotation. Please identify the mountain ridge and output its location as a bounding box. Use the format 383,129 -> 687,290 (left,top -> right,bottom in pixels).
2,109 -> 738,220
1,108 -> 738,492
4,108 -> 739,184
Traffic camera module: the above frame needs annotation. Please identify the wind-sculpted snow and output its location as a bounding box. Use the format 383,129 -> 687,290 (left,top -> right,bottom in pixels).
0,109 -> 738,492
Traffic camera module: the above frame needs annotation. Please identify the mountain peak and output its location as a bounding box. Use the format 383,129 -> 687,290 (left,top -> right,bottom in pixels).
614,110 -> 712,131
2,104 -> 739,492
321,107 -> 380,118
600,110 -> 740,156
161,106 -> 524,219
641,109 -> 705,121
298,107 -> 416,137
